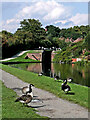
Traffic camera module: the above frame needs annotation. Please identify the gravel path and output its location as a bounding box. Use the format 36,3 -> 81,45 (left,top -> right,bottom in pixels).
1,69 -> 88,118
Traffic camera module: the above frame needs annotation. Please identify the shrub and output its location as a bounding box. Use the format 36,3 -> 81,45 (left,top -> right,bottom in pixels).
84,51 -> 90,56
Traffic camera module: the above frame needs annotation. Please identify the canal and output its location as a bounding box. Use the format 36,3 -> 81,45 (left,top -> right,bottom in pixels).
9,63 -> 89,87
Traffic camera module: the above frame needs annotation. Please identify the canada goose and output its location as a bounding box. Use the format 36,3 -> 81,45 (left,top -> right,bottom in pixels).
54,75 -> 59,80
63,79 -> 67,84
22,84 -> 34,95
61,79 -> 71,93
15,93 -> 33,106
67,78 -> 73,83
38,72 -> 43,76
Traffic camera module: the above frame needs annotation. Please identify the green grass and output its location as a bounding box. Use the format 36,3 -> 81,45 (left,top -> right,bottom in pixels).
1,80 -> 48,119
0,64 -> 89,108
4,50 -> 41,62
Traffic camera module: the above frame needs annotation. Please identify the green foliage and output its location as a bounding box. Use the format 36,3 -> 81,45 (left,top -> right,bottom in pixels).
56,38 -> 67,49
84,51 -> 90,56
54,40 -> 87,63
40,39 -> 52,48
2,30 -> 13,46
73,47 -> 82,57
83,31 -> 90,50
2,19 -> 46,58
1,20 -> 90,59
45,25 -> 61,47
46,25 -> 60,37
59,25 -> 90,40
16,19 -> 46,48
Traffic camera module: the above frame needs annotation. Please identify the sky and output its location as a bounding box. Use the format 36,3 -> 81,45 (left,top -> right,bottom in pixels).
1,0 -> 89,33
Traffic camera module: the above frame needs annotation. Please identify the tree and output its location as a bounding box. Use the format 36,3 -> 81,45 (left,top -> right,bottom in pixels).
56,38 -> 67,49
18,19 -> 46,48
2,30 -> 13,46
83,31 -> 90,50
14,29 -> 34,49
45,25 -> 60,37
40,39 -> 52,48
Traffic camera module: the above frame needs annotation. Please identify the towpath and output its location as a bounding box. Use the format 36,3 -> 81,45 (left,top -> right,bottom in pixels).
0,50 -> 29,62
0,50 -> 43,62
1,69 -> 88,119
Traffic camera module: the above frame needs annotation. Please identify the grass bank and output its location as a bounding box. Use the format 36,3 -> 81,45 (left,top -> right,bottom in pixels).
1,80 -> 48,119
1,64 -> 88,108
4,50 -> 42,62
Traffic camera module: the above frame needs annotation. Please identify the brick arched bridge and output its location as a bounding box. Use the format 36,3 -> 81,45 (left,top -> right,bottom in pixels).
25,50 -> 56,62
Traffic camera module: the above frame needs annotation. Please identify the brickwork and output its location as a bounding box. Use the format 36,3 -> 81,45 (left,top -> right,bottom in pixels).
25,52 -> 56,61
26,53 -> 42,61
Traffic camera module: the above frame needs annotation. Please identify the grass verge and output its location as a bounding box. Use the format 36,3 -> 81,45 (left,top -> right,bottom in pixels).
0,64 -> 89,108
1,80 -> 48,119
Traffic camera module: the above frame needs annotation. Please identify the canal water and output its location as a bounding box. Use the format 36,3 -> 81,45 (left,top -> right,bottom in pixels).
9,63 -> 89,87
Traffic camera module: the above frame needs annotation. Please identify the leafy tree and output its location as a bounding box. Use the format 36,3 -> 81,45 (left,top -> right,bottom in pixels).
2,30 -> 13,46
18,19 -> 46,48
83,31 -> 90,50
1,22 -> 90,59
14,29 -> 34,49
59,28 -> 66,37
40,39 -> 52,48
45,25 -> 60,37
56,38 -> 67,49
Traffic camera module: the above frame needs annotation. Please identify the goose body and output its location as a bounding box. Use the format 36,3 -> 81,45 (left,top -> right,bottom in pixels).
38,72 -> 43,76
15,84 -> 34,106
61,80 -> 71,93
38,73 -> 42,76
54,76 -> 59,80
61,83 -> 71,92
15,94 -> 33,105
22,87 -> 29,94
22,84 -> 34,95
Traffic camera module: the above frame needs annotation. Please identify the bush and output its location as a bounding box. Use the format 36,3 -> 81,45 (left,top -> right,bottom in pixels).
84,51 -> 90,56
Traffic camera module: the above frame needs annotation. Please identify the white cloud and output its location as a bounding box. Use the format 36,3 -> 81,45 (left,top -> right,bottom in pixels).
2,1 -> 88,33
6,19 -> 15,24
54,20 -> 69,24
3,18 -> 20,33
53,13 -> 88,29
2,1 -> 71,32
2,21 -> 20,33
15,1 -> 71,23
70,13 -> 88,25
43,4 -> 66,21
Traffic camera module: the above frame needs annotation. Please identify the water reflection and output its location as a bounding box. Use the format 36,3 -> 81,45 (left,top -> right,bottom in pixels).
26,63 -> 42,74
9,63 -> 89,87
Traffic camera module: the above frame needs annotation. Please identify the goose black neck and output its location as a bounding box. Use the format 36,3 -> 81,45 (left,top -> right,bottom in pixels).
29,85 -> 32,92
64,80 -> 67,85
